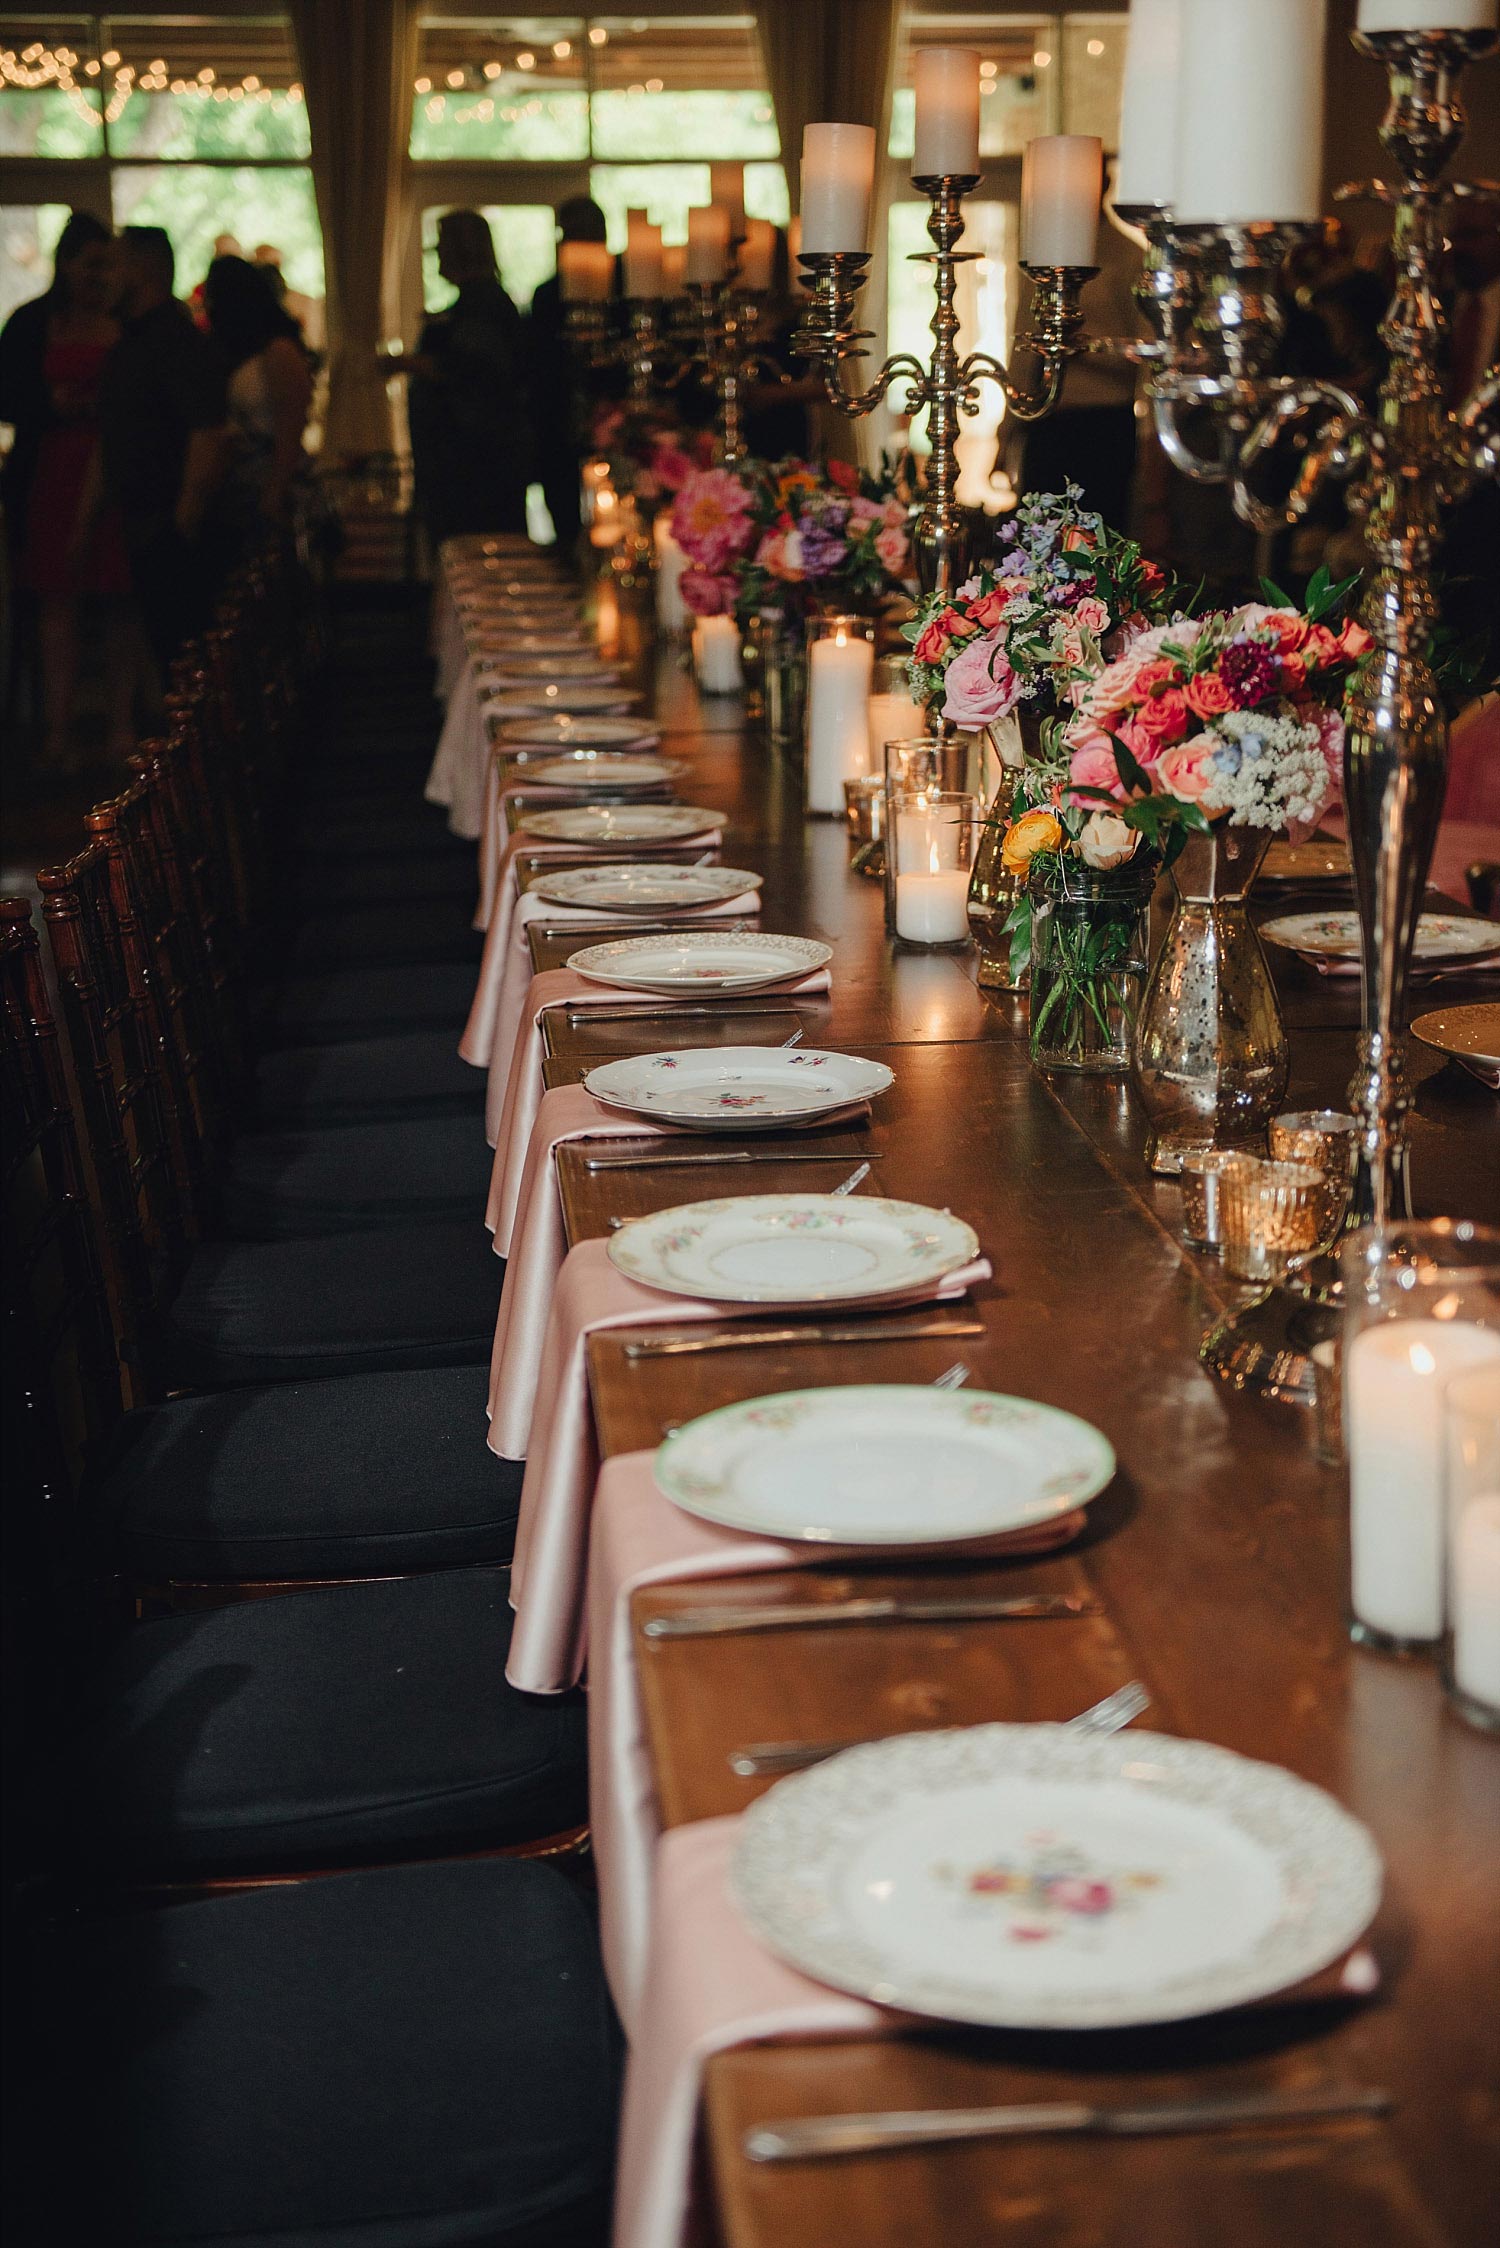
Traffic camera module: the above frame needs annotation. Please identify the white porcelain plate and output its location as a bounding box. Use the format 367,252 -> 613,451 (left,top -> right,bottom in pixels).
520,803 -> 725,844
469,633 -> 592,656
733,1726 -> 1383,2030
498,716 -> 660,751
1411,1001 -> 1500,1088
477,657 -> 621,687
482,685 -> 638,717
513,753 -> 687,794
1261,910 -> 1500,965
606,1190 -> 969,1302
568,931 -> 830,994
585,1047 -> 889,1131
656,1384 -> 1114,1544
532,863 -> 760,912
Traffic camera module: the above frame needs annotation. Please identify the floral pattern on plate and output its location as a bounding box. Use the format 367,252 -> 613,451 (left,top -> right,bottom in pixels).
519,804 -> 727,844
566,931 -> 830,994
583,1047 -> 891,1130
533,864 -> 760,911
607,1192 -> 975,1304
1262,910 -> 1500,963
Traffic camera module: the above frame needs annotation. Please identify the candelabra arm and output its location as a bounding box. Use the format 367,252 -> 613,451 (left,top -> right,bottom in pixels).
1456,361 -> 1500,477
814,351 -> 931,421
1230,380 -> 1370,532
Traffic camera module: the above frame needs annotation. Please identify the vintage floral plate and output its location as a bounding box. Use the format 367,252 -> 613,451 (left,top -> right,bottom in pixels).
584,1047 -> 889,1130
656,1385 -> 1113,1544
511,753 -> 687,794
567,932 -> 830,994
1261,910 -> 1500,967
519,803 -> 726,844
606,1191 -> 970,1303
481,685 -> 639,717
733,1726 -> 1382,2030
532,863 -> 760,912
1411,1002 -> 1500,1088
499,716 -> 661,751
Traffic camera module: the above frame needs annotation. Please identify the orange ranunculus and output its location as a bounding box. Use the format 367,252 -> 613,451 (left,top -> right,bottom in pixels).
1336,619 -> 1374,661
1000,808 -> 1064,875
1301,622 -> 1339,668
1184,670 -> 1234,720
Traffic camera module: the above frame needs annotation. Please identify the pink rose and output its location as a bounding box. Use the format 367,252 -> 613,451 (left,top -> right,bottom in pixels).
874,524 -> 910,578
1129,688 -> 1191,750
847,495 -> 884,527
1066,741 -> 1128,806
941,630 -> 1023,728
882,498 -> 908,530
1074,597 -> 1110,634
755,528 -> 805,582
1077,811 -> 1140,868
1062,713 -> 1116,760
1154,732 -> 1225,808
679,568 -> 737,617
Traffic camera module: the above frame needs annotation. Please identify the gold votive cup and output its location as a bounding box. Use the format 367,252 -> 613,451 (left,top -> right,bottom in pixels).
1309,1337 -> 1344,1466
1181,1150 -> 1241,1250
843,774 -> 885,845
1270,1109 -> 1359,1174
1219,1155 -> 1330,1282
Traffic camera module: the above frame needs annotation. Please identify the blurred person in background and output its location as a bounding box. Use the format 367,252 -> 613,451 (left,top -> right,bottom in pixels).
91,226 -> 230,672
526,196 -> 608,557
203,254 -> 313,539
0,210 -> 140,771
389,209 -> 533,550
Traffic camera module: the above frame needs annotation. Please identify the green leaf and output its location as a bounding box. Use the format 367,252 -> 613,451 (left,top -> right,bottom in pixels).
1259,573 -> 1295,608
1112,739 -> 1151,796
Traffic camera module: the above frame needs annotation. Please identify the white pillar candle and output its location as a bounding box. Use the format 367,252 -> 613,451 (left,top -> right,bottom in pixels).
806,628 -> 875,814
1175,0 -> 1326,226
800,123 -> 876,255
654,516 -> 689,634
623,211 -> 663,298
913,47 -> 982,179
1115,0 -> 1184,211
1451,1495 -> 1500,1713
868,685 -> 923,755
895,813 -> 971,943
686,205 -> 731,285
559,241 -> 613,303
1358,0 -> 1496,29
710,161 -> 746,241
738,217 -> 776,293
1346,1318 -> 1500,1643
1021,135 -> 1103,266
692,614 -> 743,693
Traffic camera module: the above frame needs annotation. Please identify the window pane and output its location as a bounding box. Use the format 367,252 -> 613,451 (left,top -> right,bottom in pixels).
0,199 -> 72,328
888,195 -> 1013,467
421,203 -> 557,314
890,18 -> 1051,160
111,162 -> 324,303
409,17 -> 588,159
1062,15 -> 1125,145
103,18 -> 309,158
588,163 -> 785,249
588,14 -> 775,160
0,17 -> 103,153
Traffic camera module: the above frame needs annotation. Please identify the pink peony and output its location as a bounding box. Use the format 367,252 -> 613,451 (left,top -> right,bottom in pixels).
680,568 -> 738,617
649,443 -> 694,495
671,468 -> 755,572
941,630 -> 1023,728
1155,732 -> 1225,808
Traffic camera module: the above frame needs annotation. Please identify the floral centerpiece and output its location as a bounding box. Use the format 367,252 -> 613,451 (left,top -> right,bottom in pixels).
589,402 -> 713,508
671,454 -> 913,624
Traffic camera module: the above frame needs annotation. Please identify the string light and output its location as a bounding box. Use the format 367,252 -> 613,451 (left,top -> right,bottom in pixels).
0,40 -> 306,123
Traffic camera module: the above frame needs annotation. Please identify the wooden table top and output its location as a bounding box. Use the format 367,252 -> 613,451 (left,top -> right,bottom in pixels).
528,641 -> 1500,2247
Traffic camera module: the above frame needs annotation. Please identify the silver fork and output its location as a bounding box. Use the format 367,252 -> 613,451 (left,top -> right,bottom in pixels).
930,1363 -> 969,1391
727,1680 -> 1150,1780
832,1161 -> 870,1195
781,1027 -> 804,1048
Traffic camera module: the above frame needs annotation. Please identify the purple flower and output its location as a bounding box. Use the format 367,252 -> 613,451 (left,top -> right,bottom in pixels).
1220,638 -> 1280,708
797,523 -> 848,579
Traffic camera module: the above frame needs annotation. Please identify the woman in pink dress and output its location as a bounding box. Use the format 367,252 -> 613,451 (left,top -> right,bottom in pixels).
3,214 -> 141,769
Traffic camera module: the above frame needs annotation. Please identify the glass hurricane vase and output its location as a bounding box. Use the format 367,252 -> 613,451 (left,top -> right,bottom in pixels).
1028,856 -> 1155,1075
1133,825 -> 1290,1175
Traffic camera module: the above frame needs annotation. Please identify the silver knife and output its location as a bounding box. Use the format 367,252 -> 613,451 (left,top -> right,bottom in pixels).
743,2085 -> 1394,2163
559,1002 -> 812,1024
641,1592 -> 1096,1641
622,1314 -> 982,1357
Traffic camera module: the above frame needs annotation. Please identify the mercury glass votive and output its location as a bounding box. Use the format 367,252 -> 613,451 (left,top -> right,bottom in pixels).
1218,1155 -> 1329,1283
1181,1149 -> 1241,1250
843,773 -> 885,843
1443,1362 -> 1500,1733
1270,1109 -> 1359,1175
1310,1337 -> 1343,1467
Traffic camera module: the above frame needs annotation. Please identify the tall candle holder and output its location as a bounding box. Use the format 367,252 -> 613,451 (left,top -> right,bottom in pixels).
674,277 -> 784,466
793,176 -> 1095,597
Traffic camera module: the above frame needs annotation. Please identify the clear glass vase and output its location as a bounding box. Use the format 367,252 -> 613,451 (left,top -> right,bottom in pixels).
762,612 -> 807,752
1132,825 -> 1290,1174
1028,858 -> 1155,1074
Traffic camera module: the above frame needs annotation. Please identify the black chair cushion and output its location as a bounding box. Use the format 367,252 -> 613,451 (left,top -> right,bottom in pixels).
167,1221 -> 502,1387
281,898 -> 484,973
101,1363 -> 516,1580
258,960 -> 482,1046
252,1029 -> 484,1126
38,1857 -> 617,2246
71,1568 -> 586,1873
222,1112 -> 495,1238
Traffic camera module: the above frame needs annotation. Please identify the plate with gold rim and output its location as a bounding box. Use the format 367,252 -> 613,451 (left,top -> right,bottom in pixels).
519,803 -> 725,845
568,931 -> 829,993
1261,910 -> 1500,967
510,753 -> 687,793
483,685 -> 639,717
532,863 -> 759,912
606,1191 -> 970,1303
1411,1001 -> 1500,1088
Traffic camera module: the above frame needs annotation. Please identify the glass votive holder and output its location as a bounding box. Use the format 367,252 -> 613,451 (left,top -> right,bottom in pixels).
1310,1337 -> 1343,1467
890,789 -> 978,953
867,656 -> 923,768
843,775 -> 885,846
1342,1220 -> 1500,1656
884,740 -> 941,931
1270,1109 -> 1359,1175
1180,1150 -> 1242,1250
1218,1155 -> 1329,1283
805,613 -> 876,818
1443,1362 -> 1500,1732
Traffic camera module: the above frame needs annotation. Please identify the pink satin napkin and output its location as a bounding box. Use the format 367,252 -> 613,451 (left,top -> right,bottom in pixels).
462,871 -> 760,1078
610,1821 -> 1381,2248
586,1450 -> 1084,2032
498,1238 -> 992,1694
484,955 -> 832,1195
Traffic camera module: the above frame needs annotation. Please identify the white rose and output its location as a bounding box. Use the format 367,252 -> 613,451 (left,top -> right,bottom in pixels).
1077,811 -> 1140,870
